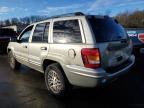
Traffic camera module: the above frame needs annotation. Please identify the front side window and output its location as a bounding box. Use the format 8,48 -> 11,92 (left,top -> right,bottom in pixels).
32,22 -> 49,43
53,20 -> 82,43
20,26 -> 33,43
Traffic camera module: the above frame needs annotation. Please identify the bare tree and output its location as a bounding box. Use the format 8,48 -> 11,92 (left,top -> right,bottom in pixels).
115,10 -> 144,28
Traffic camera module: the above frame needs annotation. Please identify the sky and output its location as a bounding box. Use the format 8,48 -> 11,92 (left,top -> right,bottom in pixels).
0,0 -> 144,20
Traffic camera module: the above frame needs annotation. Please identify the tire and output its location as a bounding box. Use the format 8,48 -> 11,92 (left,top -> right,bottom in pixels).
45,63 -> 71,97
8,51 -> 21,70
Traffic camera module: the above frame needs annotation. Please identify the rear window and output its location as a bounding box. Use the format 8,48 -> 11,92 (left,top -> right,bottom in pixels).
87,16 -> 127,42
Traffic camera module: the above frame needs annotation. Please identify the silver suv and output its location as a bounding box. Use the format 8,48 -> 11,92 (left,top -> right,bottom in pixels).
7,12 -> 135,97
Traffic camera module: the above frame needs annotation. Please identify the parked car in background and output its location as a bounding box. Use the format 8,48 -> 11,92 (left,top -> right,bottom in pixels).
7,12 -> 135,97
0,28 -> 17,53
126,28 -> 144,57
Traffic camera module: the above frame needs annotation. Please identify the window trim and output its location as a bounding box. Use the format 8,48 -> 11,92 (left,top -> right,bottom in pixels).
43,22 -> 50,43
78,20 -> 86,43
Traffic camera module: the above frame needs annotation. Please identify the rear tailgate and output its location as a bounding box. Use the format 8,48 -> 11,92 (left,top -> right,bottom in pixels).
87,15 -> 132,70
97,40 -> 132,69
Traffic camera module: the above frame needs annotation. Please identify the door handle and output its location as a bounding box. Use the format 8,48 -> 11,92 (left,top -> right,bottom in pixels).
23,45 -> 27,48
40,47 -> 47,50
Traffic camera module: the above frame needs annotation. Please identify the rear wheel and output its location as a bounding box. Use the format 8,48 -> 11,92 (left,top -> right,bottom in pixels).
8,51 -> 21,70
45,63 -> 70,97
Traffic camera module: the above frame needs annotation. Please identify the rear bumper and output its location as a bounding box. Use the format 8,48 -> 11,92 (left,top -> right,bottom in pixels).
106,55 -> 135,79
64,55 -> 135,87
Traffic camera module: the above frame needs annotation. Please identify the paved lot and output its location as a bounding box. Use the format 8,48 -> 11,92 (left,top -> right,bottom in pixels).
0,53 -> 144,107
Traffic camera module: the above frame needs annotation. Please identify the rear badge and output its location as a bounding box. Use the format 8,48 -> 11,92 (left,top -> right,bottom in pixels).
138,33 -> 144,43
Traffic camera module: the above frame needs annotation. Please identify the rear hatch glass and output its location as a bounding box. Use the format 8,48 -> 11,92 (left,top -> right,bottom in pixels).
87,16 -> 128,42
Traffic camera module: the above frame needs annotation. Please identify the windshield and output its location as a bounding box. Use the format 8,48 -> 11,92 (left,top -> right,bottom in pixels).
87,16 -> 128,42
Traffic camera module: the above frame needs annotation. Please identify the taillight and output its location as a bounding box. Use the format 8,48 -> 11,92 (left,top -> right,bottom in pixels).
81,48 -> 100,69
138,33 -> 144,43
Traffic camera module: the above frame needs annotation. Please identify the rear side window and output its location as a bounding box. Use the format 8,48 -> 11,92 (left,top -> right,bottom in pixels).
88,16 -> 127,42
53,20 -> 82,43
32,22 -> 49,43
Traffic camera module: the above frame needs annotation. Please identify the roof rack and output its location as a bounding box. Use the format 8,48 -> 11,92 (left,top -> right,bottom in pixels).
48,12 -> 85,19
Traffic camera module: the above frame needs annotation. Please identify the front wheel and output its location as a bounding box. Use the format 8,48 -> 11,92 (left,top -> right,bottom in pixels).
45,63 -> 71,97
8,51 -> 21,70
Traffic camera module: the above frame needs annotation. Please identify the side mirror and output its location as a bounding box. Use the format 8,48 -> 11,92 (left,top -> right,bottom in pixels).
16,39 -> 22,43
114,19 -> 119,24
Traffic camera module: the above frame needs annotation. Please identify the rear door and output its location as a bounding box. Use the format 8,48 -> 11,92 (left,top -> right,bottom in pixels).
28,22 -> 50,71
87,16 -> 132,69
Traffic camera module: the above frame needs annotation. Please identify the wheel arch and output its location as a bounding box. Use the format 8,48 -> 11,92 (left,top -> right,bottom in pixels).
42,59 -> 71,85
42,59 -> 60,72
